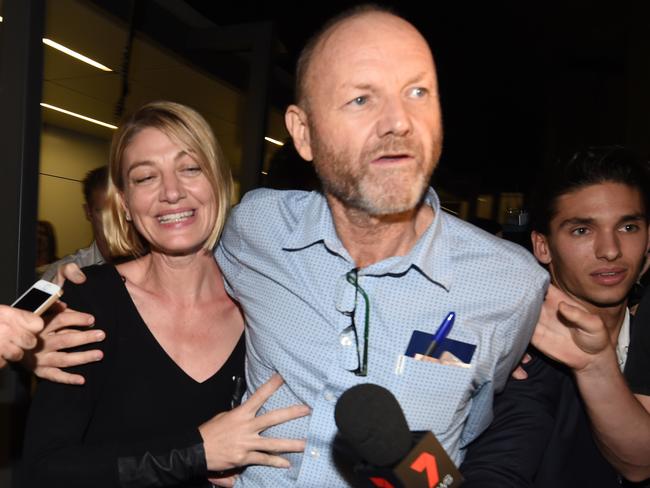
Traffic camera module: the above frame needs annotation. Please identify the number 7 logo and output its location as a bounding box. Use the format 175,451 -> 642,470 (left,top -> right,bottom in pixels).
410,452 -> 440,488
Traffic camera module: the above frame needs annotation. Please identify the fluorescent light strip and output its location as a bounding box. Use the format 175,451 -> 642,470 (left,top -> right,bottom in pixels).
264,136 -> 284,146
43,38 -> 112,71
0,19 -> 110,71
40,103 -> 117,130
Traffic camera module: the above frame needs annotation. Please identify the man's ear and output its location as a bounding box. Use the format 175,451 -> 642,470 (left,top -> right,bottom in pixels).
285,104 -> 313,162
531,231 -> 552,265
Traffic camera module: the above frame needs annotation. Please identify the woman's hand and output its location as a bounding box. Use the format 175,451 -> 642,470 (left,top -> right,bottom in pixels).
199,374 -> 309,473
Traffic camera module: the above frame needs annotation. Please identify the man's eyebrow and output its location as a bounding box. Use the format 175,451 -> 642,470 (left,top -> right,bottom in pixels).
340,82 -> 374,91
404,71 -> 431,86
558,213 -> 646,228
558,217 -> 594,228
619,213 -> 646,222
340,72 -> 432,93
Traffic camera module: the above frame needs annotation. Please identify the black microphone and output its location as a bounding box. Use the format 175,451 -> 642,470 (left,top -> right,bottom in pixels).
334,383 -> 464,488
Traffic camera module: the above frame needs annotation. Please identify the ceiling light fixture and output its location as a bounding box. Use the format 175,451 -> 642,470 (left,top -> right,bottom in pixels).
40,103 -> 117,130
264,136 -> 284,146
0,19 -> 111,71
42,38 -> 112,71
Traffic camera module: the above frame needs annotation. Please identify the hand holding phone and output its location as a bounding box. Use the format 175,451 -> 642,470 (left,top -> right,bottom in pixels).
12,280 -> 62,315
0,305 -> 45,368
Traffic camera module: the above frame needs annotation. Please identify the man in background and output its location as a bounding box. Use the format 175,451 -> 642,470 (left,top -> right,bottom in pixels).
41,166 -> 110,282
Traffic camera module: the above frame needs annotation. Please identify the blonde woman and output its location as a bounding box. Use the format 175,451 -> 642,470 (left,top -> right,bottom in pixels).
22,102 -> 307,488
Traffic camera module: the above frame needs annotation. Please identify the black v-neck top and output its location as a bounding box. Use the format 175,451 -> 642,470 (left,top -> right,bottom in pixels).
22,264 -> 245,488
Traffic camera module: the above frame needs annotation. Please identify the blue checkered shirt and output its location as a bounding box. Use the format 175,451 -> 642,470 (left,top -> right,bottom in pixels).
215,188 -> 549,487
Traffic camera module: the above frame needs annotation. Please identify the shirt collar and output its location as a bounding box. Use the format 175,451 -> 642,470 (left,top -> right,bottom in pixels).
409,189 -> 453,291
89,240 -> 105,263
282,188 -> 453,291
282,191 -> 350,258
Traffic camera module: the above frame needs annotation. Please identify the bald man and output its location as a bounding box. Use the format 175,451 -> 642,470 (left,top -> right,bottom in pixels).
215,5 -> 548,486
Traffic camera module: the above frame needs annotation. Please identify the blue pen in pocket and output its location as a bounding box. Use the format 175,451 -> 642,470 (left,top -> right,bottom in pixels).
405,311 -> 477,363
423,311 -> 456,357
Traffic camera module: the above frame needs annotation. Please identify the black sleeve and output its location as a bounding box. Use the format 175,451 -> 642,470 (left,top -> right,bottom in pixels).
626,286 -> 650,396
21,277 -> 121,487
460,351 -> 560,488
21,269 -> 208,488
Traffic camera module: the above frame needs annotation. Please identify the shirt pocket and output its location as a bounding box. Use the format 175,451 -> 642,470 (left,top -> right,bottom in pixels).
392,355 -> 474,435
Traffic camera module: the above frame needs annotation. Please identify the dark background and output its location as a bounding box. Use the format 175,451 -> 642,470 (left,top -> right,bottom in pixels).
84,0 -> 650,199
183,0 -> 648,197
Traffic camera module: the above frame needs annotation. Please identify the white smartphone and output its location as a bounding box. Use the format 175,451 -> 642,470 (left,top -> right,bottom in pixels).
12,280 -> 63,315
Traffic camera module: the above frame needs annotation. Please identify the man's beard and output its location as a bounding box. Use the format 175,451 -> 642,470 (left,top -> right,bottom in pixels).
310,133 -> 440,216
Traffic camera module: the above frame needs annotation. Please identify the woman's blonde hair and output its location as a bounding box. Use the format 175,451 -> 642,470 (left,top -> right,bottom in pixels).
103,100 -> 233,256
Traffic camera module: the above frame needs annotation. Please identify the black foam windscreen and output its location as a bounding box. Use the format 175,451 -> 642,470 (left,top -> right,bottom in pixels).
334,383 -> 412,467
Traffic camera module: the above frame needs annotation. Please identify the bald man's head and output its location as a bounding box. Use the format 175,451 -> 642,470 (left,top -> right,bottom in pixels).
284,5 -> 442,217
295,5 -> 431,107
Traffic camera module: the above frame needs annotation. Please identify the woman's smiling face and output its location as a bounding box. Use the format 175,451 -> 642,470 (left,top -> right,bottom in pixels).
120,127 -> 217,256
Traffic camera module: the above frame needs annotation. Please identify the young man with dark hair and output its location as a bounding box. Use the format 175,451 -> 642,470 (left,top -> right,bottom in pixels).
461,146 -> 650,487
